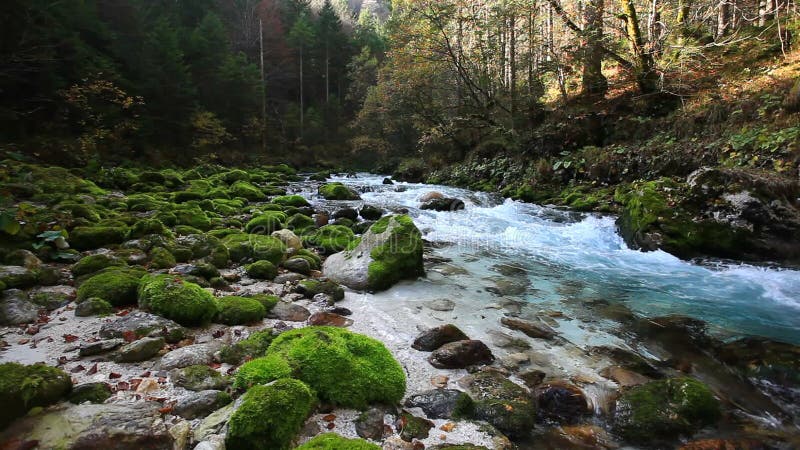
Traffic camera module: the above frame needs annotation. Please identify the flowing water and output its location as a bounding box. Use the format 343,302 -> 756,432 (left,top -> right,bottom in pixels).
316,174 -> 800,345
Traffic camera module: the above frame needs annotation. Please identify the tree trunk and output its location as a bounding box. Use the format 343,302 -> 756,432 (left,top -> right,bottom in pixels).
620,0 -> 658,93
717,0 -> 730,38
259,17 -> 266,153
510,12 -> 517,127
299,45 -> 304,137
582,0 -> 608,97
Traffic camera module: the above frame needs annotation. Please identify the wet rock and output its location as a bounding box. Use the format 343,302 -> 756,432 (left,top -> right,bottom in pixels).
99,312 -> 188,343
428,340 -> 495,369
194,435 -> 226,450
6,249 -> 42,269
536,381 -> 590,424
173,390 -> 231,419
360,205 -> 384,220
168,420 -> 190,450
0,265 -> 38,289
314,212 -> 329,228
589,346 -> 662,378
425,298 -> 456,312
487,279 -> 528,296
0,289 -> 38,325
355,407 -> 386,440
79,339 -> 125,357
0,402 -> 173,450
397,412 -> 434,442
308,311 -> 353,327
519,369 -> 546,389
420,197 -> 466,212
412,324 -> 469,351
500,317 -> 556,340
419,191 -> 444,202
29,285 -> 75,310
500,352 -> 531,369
194,403 -> 237,442
600,366 -> 651,387
614,377 -> 721,444
333,208 -> 359,221
382,178 -> 394,185
678,439 -> 768,450
158,341 -> 223,370
405,389 -> 471,419
487,330 -> 531,351
266,301 -> 310,321
327,306 -> 352,316
458,369 -> 537,437
272,229 -> 302,252
542,425 -> 617,449
115,337 -> 165,363
284,257 -> 312,275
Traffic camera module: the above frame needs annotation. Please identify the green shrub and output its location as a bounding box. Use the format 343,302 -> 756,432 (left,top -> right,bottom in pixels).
226,379 -> 315,450
264,327 -> 405,408
215,296 -> 267,325
137,274 -> 219,326
76,267 -> 145,306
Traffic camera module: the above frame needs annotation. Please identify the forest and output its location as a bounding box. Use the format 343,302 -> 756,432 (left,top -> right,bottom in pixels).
1,1 -> 800,450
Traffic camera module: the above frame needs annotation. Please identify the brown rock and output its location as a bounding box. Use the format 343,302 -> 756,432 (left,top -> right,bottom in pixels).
500,317 -> 556,340
428,340 -> 494,369
600,366 -> 651,387
307,312 -> 353,327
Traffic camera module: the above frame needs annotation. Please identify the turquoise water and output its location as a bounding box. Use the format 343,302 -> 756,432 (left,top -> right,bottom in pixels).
327,174 -> 800,345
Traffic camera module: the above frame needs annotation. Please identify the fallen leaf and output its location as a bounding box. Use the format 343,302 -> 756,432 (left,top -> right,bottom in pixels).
326,423 -> 335,430
87,363 -> 98,375
109,372 -> 122,379
440,422 -> 456,432
115,381 -> 130,391
63,334 -> 79,343
70,365 -> 85,373
322,414 -> 336,422
17,339 -> 29,345
158,406 -> 173,414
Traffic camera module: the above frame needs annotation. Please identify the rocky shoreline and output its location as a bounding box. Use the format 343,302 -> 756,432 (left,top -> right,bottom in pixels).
0,162 -> 799,449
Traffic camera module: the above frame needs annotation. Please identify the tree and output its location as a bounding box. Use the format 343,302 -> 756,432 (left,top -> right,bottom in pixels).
582,0 -> 607,97
288,12 -> 315,136
317,0 -> 345,104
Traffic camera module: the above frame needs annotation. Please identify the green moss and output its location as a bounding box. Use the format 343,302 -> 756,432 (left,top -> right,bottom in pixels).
245,211 -> 286,234
0,280 -> 6,291
215,296 -> 267,325
264,327 -> 406,408
304,225 -> 356,254
230,181 -> 265,201
296,249 -> 322,269
222,169 -> 251,184
173,205 -> 212,231
226,378 -> 315,450
251,294 -> 280,311
220,329 -> 277,365
0,362 -> 72,428
149,247 -> 176,269
71,254 -> 126,277
74,297 -> 113,316
222,233 -> 286,264
233,354 -> 293,389
173,191 -> 205,203
58,202 -> 102,222
137,274 -> 219,326
272,195 -> 310,208
614,377 -> 721,443
129,219 -> 170,239
245,260 -> 278,280
69,226 -> 128,250
68,382 -> 112,404
171,365 -> 230,391
297,280 -> 344,302
367,215 -> 424,291
76,267 -> 145,306
287,213 -> 316,235
295,433 -> 381,450
318,182 -> 360,200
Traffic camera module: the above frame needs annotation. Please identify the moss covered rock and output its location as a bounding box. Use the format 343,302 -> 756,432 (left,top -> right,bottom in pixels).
74,297 -> 113,317
68,382 -> 112,404
220,329 -> 277,365
287,213 -> 316,235
245,260 -> 278,280
171,365 -> 230,391
222,233 -> 286,264
322,215 -> 424,291
229,181 -> 265,201
76,267 -> 146,306
215,296 -> 266,325
304,225 -> 356,254
456,370 -> 536,437
260,327 -> 405,408
129,219 -> 170,239
614,377 -> 721,443
226,378 -> 315,450
148,247 -> 176,269
296,280 -> 344,302
318,182 -> 361,200
0,362 -> 72,428
137,274 -> 218,326
295,433 -> 380,449
233,354 -> 293,389
272,195 -> 310,208
69,226 -> 128,250
245,211 -> 286,234
71,254 -> 126,277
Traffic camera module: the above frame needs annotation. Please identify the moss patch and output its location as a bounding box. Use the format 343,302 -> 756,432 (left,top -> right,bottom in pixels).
137,274 -> 219,326
76,267 -> 146,306
272,195 -> 310,207
226,378 -> 315,450
318,182 -> 361,200
215,296 -> 266,325
245,260 -> 278,280
71,254 -> 126,277
220,329 -> 277,365
69,226 -> 128,250
233,354 -> 293,389
245,212 -> 286,234
0,362 -> 72,428
222,233 -> 286,264
295,433 -> 380,450
304,225 -> 356,254
367,215 -> 424,291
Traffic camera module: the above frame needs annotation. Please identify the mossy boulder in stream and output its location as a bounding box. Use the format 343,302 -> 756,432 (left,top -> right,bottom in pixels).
76,267 -> 145,306
71,254 -> 126,277
245,211 -> 286,234
69,226 -> 128,250
318,182 -> 361,200
137,274 -> 218,326
242,326 -> 405,408
296,433 -> 381,450
225,378 -> 315,450
0,362 -> 72,428
221,233 -> 286,264
322,215 -> 424,291
614,377 -> 721,443
214,296 -> 266,325
304,225 -> 356,254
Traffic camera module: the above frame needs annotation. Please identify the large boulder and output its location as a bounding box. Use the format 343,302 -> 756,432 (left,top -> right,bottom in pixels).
457,369 -> 537,437
0,289 -> 38,325
323,215 -> 424,291
0,265 -> 38,289
137,274 -> 218,326
98,311 -> 187,343
0,362 -> 72,428
0,402 -> 173,449
318,182 -> 361,200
